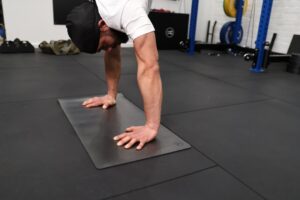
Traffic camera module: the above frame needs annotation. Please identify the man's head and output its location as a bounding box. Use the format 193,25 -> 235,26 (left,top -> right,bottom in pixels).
66,1 -> 128,54
96,20 -> 128,52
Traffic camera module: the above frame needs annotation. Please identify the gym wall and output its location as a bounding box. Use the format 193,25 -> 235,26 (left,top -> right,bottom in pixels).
210,0 -> 300,53
1,0 -> 195,47
2,0 -> 69,47
2,0 -> 299,53
1,0 -> 216,48
268,0 -> 300,53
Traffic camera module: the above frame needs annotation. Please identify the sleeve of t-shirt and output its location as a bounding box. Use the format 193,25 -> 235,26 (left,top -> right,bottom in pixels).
125,16 -> 155,40
122,6 -> 155,40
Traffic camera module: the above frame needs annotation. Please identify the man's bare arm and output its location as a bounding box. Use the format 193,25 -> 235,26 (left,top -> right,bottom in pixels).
82,46 -> 121,108
113,32 -> 163,150
134,32 -> 162,131
104,45 -> 121,99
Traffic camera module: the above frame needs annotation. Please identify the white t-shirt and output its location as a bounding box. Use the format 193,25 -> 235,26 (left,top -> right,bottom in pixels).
95,0 -> 155,40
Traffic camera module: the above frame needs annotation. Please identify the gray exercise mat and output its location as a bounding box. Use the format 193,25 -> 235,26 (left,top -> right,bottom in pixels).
58,94 -> 191,169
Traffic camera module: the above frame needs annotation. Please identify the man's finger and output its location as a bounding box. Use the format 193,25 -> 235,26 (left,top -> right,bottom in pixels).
125,139 -> 137,149
136,142 -> 145,150
102,104 -> 108,109
82,99 -> 92,105
117,136 -> 131,146
113,133 -> 127,141
86,101 -> 102,108
126,126 -> 137,132
83,98 -> 97,106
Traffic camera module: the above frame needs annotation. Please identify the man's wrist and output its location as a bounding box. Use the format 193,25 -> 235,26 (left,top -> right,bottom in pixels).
107,91 -> 117,99
145,123 -> 160,132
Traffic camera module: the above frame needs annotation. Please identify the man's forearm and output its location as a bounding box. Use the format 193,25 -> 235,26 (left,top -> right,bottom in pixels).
137,62 -> 163,131
112,32 -> 162,150
104,46 -> 121,99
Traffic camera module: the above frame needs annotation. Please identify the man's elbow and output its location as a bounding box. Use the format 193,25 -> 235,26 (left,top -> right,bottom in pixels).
138,61 -> 160,78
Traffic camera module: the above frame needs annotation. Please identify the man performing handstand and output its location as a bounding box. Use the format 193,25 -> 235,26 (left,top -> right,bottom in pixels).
67,0 -> 162,150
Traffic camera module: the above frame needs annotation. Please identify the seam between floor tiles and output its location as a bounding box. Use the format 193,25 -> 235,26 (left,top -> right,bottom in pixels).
162,63 -> 300,111
160,58 -> 300,109
118,59 -> 300,113
72,58 -> 107,82
162,123 -> 269,200
100,165 -> 218,200
183,67 -> 277,100
162,98 -> 274,117
160,56 -> 276,99
72,55 -> 273,110
97,114 -> 268,200
192,147 -> 269,200
268,97 -> 300,109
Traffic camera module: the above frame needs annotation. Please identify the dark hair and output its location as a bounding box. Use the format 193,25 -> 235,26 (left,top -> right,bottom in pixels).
111,29 -> 129,44
98,14 -> 129,44
66,1 -> 101,53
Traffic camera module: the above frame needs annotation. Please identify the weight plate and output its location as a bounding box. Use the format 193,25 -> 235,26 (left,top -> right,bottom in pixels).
224,0 -> 248,17
220,21 -> 244,44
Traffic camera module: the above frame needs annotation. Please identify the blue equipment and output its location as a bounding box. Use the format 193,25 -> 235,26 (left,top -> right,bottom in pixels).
188,0 -> 199,55
251,0 -> 274,73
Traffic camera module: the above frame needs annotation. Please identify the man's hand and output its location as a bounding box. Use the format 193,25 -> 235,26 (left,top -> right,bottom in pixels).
82,95 -> 116,109
113,126 -> 158,150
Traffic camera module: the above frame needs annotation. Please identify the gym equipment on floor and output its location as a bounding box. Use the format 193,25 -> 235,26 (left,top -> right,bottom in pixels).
0,24 -> 5,44
287,54 -> 300,74
206,20 -> 217,44
250,0 -> 274,73
287,35 -> 300,55
149,12 -> 189,50
0,38 -> 34,53
220,21 -> 244,45
59,94 -> 191,169
188,0 -> 199,55
244,33 -> 278,69
244,34 -> 300,72
198,0 -> 245,52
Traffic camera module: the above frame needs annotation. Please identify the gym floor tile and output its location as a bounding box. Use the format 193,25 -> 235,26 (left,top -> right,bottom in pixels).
73,53 -> 137,79
1,48 -> 300,200
162,99 -> 300,200
222,73 -> 300,107
72,48 -> 134,59
0,100 -> 214,200
159,51 -> 287,81
216,62 -> 290,82
108,167 -> 264,200
119,71 -> 270,115
0,66 -> 106,103
184,61 -> 283,80
159,50 -> 244,68
0,53 -> 78,69
73,53 -> 183,81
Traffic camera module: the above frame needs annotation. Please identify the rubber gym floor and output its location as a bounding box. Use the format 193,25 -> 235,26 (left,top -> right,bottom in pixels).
1,49 -> 300,200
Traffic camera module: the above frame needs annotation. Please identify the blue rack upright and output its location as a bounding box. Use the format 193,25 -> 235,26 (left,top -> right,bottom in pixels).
251,0 -> 274,73
188,0 -> 199,55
